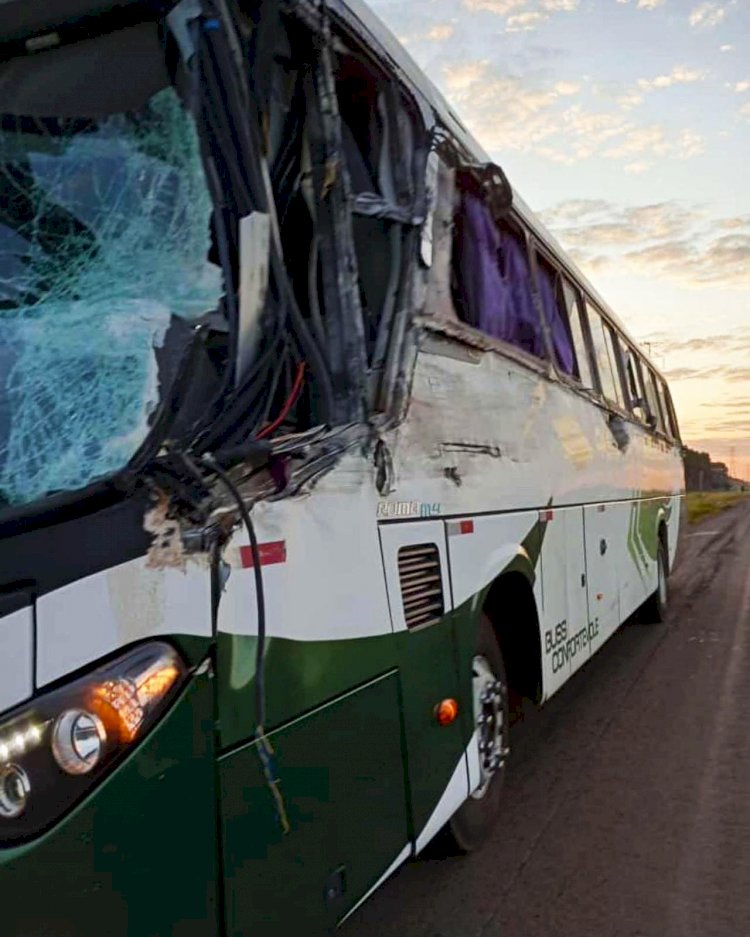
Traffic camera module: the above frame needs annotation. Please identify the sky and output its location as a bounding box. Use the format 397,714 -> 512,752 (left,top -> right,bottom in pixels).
367,0 -> 750,476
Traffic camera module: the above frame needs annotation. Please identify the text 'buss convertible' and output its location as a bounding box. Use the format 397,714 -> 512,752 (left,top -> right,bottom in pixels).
0,0 -> 685,933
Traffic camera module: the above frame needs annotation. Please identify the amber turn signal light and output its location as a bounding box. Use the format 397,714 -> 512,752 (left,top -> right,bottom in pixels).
435,698 -> 459,726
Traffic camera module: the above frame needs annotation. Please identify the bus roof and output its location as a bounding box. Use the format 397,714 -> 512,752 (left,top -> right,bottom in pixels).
325,0 -> 664,378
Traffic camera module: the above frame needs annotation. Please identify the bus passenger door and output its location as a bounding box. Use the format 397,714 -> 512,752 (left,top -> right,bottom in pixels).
584,503 -> 620,656
378,520 -> 467,851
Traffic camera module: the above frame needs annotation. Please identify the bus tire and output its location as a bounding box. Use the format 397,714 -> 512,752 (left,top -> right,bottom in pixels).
642,539 -> 669,623
447,614 -> 509,853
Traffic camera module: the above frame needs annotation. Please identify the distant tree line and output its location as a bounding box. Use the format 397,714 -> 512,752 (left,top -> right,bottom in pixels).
683,446 -> 745,491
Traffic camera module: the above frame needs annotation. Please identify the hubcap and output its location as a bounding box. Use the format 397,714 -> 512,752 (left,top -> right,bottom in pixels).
471,655 -> 507,800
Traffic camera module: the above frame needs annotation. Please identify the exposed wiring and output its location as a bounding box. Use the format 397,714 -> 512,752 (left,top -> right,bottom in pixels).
198,452 -> 291,835
256,361 -> 307,439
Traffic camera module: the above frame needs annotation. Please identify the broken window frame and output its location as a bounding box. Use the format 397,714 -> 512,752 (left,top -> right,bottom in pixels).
443,155 -> 555,374
327,23 -> 430,419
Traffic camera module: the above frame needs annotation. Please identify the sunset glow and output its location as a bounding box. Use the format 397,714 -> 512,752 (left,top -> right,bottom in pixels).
370,0 -> 750,475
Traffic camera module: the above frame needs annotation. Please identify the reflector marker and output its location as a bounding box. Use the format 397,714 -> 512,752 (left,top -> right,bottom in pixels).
447,519 -> 475,537
239,541 -> 287,568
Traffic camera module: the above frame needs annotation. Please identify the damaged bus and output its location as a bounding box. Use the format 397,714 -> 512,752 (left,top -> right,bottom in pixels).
0,0 -> 684,934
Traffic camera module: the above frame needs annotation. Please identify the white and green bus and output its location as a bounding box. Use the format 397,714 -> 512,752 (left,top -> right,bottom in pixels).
0,0 -> 684,934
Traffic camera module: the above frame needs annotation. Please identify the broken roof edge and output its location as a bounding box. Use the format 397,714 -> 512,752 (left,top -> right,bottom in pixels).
314,0 -> 663,379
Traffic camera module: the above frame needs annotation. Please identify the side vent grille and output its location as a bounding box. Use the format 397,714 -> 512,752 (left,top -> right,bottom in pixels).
397,543 -> 444,629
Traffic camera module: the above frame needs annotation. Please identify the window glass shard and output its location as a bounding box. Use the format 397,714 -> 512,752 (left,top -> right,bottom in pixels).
0,87 -> 222,506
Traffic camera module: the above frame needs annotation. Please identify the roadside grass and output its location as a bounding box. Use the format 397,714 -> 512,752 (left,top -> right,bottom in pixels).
686,491 -> 750,524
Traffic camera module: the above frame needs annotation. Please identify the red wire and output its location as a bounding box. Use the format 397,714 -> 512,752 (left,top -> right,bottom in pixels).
256,361 -> 307,439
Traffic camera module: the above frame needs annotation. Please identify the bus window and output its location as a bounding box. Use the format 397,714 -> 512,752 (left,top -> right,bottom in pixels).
535,255 -> 575,377
452,177 -> 548,363
662,382 -> 681,440
623,347 -> 649,423
641,362 -> 664,433
561,278 -> 594,388
587,304 -> 624,407
656,377 -> 675,439
605,327 -> 626,407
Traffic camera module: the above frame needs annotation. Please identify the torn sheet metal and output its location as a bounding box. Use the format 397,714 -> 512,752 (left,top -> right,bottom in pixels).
236,212 -> 271,385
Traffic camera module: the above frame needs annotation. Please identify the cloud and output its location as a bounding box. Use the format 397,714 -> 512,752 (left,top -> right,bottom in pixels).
506,10 -> 548,30
734,81 -> 750,93
554,80 -> 581,95
424,24 -> 455,41
740,102 -> 750,118
724,370 -> 750,384
540,0 -> 580,9
604,124 -> 671,157
637,65 -> 708,91
624,234 -> 750,287
655,333 -> 750,354
717,215 -> 750,230
664,367 -> 706,380
624,160 -> 650,173
434,51 -> 707,171
702,399 -> 750,409
442,60 -> 490,93
541,200 -> 750,288
720,43 -> 733,51
637,0 -> 665,8
463,0 -> 527,13
678,128 -> 705,157
618,91 -> 646,109
689,3 -> 727,28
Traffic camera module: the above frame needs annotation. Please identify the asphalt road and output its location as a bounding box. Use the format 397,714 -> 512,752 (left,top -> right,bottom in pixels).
346,500 -> 750,937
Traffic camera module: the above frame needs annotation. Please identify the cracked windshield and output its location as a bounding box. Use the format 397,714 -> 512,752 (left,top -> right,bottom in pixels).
0,87 -> 221,505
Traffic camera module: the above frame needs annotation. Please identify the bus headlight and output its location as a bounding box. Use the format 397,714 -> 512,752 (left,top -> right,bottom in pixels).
51,710 -> 107,776
0,641 -> 186,845
0,765 -> 30,819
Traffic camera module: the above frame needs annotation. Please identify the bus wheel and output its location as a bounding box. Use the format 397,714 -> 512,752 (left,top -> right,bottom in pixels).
447,614 -> 509,853
643,540 -> 668,623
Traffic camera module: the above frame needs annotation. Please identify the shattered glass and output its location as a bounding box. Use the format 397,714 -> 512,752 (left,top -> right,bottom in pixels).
0,87 -> 222,506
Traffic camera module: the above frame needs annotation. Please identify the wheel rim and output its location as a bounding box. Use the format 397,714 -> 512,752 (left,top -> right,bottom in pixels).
658,551 -> 668,606
470,654 -> 507,800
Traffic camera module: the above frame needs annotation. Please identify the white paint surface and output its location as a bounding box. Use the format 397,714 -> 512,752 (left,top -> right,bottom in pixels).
415,744 -> 471,852
0,607 -> 34,715
36,558 -> 211,687
338,843 -> 412,925
218,455 -> 393,641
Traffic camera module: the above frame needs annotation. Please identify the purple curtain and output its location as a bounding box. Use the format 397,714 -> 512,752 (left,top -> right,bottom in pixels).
537,264 -> 576,376
453,192 -> 547,360
453,192 -> 514,341
497,229 -> 546,360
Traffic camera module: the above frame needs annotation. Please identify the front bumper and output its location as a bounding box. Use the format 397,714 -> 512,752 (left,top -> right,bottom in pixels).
0,672 -> 218,937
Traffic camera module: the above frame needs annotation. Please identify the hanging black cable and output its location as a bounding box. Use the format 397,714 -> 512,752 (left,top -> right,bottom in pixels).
197,452 -> 290,834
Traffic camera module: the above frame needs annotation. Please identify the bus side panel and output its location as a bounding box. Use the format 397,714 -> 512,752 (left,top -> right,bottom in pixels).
540,507 -> 590,687
584,502 -> 621,656
219,671 -> 409,936
378,521 -> 468,849
0,671 -> 219,937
